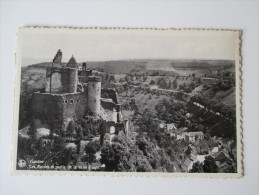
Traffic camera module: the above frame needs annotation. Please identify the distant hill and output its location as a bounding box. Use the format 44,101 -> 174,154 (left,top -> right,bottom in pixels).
24,59 -> 235,75
171,59 -> 235,70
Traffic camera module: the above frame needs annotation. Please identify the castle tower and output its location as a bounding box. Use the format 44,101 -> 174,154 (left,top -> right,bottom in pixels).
67,68 -> 78,93
53,49 -> 62,64
82,62 -> 86,71
66,55 -> 78,69
87,76 -> 101,117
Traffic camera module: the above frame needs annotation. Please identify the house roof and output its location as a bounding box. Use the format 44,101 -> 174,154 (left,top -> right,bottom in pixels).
196,140 -> 217,150
188,131 -> 204,137
167,123 -> 177,130
206,140 -> 218,149
181,158 -> 192,172
183,157 -> 192,167
212,151 -> 232,164
196,140 -> 209,150
178,127 -> 188,132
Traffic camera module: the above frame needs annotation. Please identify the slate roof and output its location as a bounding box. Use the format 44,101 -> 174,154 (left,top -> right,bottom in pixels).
212,151 -> 232,164
188,131 -> 204,137
66,55 -> 78,69
196,140 -> 218,150
181,157 -> 192,172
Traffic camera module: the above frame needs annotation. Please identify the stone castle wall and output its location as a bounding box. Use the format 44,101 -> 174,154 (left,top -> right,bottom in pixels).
45,67 -> 78,93
32,92 -> 88,135
101,88 -> 119,104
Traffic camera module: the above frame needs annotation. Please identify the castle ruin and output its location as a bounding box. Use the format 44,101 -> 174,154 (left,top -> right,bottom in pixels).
31,50 -> 128,137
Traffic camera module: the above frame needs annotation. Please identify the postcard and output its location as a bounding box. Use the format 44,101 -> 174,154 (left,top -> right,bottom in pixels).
12,27 -> 242,177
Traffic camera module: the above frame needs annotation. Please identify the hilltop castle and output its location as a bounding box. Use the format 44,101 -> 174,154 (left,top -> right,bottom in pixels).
31,49 -> 128,137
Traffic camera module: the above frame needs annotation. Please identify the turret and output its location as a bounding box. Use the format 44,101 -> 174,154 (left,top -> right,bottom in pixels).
66,68 -> 78,93
66,55 -> 78,69
82,62 -> 86,71
87,76 -> 101,117
53,49 -> 62,64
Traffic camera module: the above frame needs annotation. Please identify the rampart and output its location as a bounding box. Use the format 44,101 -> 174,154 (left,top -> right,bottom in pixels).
101,99 -> 121,112
101,88 -> 119,104
32,92 -> 88,135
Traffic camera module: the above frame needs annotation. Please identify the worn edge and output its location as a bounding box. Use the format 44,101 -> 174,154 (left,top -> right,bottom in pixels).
11,26 -> 243,178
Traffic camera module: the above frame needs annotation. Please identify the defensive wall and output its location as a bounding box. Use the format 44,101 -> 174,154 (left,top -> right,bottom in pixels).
45,67 -> 78,94
32,92 -> 88,135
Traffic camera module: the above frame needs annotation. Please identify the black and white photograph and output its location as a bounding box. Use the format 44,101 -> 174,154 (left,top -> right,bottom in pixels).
13,27 -> 242,176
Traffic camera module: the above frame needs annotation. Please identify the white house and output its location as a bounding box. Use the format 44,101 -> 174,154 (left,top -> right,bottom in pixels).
186,131 -> 204,142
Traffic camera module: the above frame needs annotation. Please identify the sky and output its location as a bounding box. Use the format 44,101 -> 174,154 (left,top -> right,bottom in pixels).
18,28 -> 240,66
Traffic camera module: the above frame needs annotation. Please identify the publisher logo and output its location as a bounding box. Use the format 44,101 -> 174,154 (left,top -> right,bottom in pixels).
18,159 -> 26,168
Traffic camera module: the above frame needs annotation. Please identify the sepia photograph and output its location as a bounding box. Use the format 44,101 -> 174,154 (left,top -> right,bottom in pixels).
13,27 -> 242,177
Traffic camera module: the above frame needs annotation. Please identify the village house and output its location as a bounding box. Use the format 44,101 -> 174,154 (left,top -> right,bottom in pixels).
165,123 -> 177,136
166,123 -> 177,133
181,157 -> 194,172
175,127 -> 188,140
212,151 -> 233,166
185,131 -> 204,143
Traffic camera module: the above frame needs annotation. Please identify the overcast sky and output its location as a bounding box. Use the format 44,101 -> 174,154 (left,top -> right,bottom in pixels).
18,28 -> 239,66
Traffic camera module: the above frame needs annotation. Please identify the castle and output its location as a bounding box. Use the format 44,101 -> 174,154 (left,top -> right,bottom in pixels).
31,49 -> 128,137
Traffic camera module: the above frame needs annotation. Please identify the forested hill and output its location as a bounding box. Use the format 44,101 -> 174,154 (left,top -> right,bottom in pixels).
24,59 -> 235,74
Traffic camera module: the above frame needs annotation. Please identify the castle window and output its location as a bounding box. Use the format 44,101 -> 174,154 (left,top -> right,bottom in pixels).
77,100 -> 80,103
64,100 -> 68,104
93,84 -> 94,87
70,99 -> 74,104
83,99 -> 86,102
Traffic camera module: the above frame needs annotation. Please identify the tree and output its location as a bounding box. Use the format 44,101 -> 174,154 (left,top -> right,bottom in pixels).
105,71 -> 110,81
123,84 -> 129,96
67,121 -> 76,138
119,78 -> 125,82
124,75 -> 131,83
109,75 -> 116,82
76,125 -> 84,154
100,144 -> 116,171
150,80 -> 156,85
172,79 -> 178,89
98,121 -> 106,146
82,143 -> 97,166
190,82 -> 196,91
101,135 -> 153,172
76,125 -> 84,140
190,162 -> 203,173
203,156 -> 218,173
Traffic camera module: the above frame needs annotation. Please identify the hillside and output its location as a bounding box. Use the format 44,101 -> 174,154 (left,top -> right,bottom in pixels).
23,59 -> 235,76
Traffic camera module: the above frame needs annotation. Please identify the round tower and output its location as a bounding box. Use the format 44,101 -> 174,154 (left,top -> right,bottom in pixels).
68,68 -> 78,93
87,76 -> 101,117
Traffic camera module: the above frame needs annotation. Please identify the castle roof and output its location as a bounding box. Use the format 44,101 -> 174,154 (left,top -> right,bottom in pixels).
188,131 -> 204,137
66,55 -> 78,69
